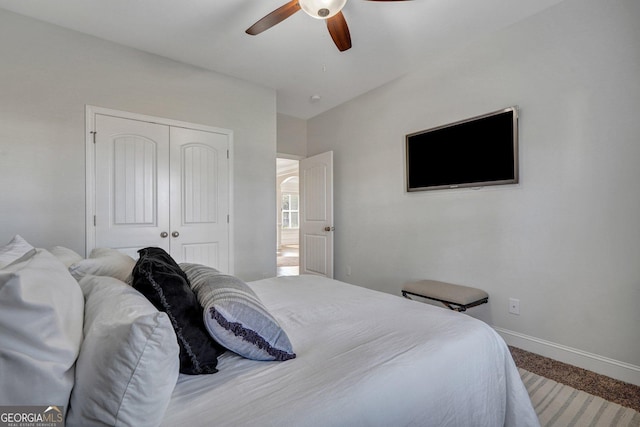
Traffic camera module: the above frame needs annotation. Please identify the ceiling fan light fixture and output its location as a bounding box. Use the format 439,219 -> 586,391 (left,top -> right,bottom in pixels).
299,0 -> 348,19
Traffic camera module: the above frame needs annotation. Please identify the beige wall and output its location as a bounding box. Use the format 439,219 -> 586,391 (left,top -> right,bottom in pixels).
0,9 -> 277,281
306,0 -> 640,383
277,113 -> 307,157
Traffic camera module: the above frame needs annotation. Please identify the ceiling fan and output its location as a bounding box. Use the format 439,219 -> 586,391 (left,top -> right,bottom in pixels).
246,0 -> 410,52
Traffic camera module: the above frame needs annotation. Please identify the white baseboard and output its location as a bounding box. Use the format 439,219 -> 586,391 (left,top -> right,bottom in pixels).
494,326 -> 640,387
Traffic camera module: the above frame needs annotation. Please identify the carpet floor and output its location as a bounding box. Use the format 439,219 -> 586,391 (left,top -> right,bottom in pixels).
511,346 -> 640,426
520,368 -> 640,426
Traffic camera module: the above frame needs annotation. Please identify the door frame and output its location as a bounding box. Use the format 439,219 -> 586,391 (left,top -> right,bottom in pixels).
85,105 -> 234,272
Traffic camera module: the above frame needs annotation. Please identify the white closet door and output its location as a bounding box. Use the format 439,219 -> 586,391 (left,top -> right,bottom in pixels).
95,114 -> 171,259
169,127 -> 229,270
93,112 -> 231,271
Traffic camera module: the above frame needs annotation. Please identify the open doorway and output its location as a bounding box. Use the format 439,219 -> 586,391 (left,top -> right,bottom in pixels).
277,158 -> 299,276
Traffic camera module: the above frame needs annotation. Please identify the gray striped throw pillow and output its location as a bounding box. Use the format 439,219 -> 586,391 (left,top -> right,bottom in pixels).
180,263 -> 295,362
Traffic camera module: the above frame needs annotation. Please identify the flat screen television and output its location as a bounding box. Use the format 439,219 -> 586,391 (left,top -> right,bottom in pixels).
405,107 -> 519,192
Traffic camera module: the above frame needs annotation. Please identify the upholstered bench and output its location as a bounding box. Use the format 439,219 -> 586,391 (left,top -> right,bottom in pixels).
402,280 -> 488,312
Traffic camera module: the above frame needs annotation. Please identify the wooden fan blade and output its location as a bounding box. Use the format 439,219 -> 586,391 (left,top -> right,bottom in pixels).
326,11 -> 352,52
246,0 -> 301,35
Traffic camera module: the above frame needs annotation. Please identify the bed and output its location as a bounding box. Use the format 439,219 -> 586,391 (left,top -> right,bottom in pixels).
162,274 -> 539,427
0,238 -> 539,427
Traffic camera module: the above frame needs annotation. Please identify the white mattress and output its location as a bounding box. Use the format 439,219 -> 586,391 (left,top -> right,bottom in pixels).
161,275 -> 539,427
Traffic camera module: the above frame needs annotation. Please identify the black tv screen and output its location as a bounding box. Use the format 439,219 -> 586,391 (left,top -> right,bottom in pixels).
406,107 -> 519,192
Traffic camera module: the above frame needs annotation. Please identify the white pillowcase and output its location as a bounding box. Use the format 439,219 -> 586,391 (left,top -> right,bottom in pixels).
69,247 -> 135,282
49,246 -> 84,268
67,275 -> 180,427
0,249 -> 84,407
0,234 -> 35,268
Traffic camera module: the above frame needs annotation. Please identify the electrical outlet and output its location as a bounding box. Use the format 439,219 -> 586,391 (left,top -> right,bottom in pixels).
346,265 -> 352,276
509,298 -> 520,315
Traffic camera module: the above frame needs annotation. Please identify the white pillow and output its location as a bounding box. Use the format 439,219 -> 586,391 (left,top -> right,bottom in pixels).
0,234 -> 35,268
67,275 -> 180,427
0,249 -> 84,408
49,246 -> 84,268
69,247 -> 135,283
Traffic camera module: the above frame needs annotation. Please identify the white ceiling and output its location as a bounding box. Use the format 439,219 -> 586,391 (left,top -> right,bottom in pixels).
0,0 -> 565,119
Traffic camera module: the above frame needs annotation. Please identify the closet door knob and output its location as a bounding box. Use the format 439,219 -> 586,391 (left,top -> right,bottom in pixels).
171,231 -> 180,238
160,232 -> 168,238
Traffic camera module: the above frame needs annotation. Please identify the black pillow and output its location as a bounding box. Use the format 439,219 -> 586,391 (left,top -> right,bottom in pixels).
131,247 -> 224,374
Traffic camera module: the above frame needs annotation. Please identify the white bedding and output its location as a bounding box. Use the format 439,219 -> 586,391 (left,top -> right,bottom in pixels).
161,275 -> 539,427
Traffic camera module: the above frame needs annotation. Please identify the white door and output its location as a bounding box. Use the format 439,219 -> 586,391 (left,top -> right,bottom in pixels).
169,126 -> 229,268
95,114 -> 171,258
299,151 -> 334,278
93,113 -> 230,271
